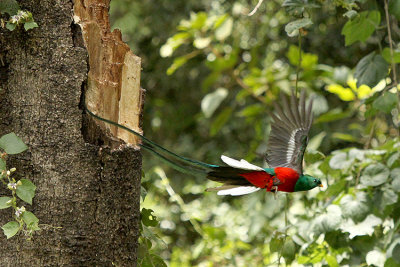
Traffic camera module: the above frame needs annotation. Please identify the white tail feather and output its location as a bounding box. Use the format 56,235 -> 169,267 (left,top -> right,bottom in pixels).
217,186 -> 260,196
221,155 -> 264,171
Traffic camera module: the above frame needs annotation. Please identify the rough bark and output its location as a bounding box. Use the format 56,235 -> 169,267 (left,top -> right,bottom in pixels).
0,0 -> 141,266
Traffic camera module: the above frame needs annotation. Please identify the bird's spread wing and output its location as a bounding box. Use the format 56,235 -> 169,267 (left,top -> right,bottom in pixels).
265,91 -> 313,174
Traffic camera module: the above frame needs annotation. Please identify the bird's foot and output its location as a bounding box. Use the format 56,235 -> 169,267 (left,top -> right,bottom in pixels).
272,186 -> 278,199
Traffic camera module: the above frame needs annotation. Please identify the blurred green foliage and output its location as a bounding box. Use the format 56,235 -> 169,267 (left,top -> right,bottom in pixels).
110,0 -> 400,266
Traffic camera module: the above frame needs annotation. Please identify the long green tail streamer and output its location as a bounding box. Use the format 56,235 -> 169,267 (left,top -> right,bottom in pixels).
84,104 -> 218,176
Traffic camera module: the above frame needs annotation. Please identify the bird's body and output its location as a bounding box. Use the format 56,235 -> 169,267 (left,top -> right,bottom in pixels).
85,90 -> 322,196
205,155 -> 321,195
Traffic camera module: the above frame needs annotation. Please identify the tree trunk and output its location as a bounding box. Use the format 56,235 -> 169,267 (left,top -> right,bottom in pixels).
0,0 -> 142,266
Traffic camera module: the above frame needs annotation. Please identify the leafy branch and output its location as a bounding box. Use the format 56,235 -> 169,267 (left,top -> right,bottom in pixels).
0,133 -> 39,239
0,0 -> 38,31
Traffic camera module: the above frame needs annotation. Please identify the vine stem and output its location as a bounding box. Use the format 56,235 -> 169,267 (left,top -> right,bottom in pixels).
277,194 -> 289,267
383,0 -> 398,86
383,0 -> 400,135
248,0 -> 265,16
295,32 -> 302,96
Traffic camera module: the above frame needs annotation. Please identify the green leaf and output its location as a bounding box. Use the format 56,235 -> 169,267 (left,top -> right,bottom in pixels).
313,205 -> 343,234
205,50 -> 238,71
387,152 -> 400,168
238,104 -> 264,117
282,0 -> 319,15
166,56 -> 188,75
16,179 -> 36,205
0,133 -> 28,154
5,22 -> 16,31
270,237 -> 284,252
141,208 -> 158,227
329,152 -> 353,170
201,88 -> 228,118
391,168 -> 400,192
24,21 -> 38,31
382,188 -> 398,207
2,221 -> 20,239
315,109 -> 351,123
341,11 -> 380,46
360,163 -> 390,187
210,107 -> 232,136
282,239 -> 296,263
372,92 -> 398,114
326,180 -> 346,197
193,37 -> 211,49
340,192 -> 370,222
285,18 -> 313,37
366,250 -> 386,267
141,186 -> 147,201
392,244 -> 400,263
160,32 -> 190,58
0,0 -> 20,15
389,0 -> 400,20
326,254 -> 339,267
287,45 -> 318,70
22,211 -> 40,230
190,12 -> 207,30
354,52 -> 389,88
305,150 -> 325,164
385,258 -> 400,267
213,14 -> 229,29
332,132 -> 358,142
307,132 -> 326,150
343,10 -> 358,19
0,197 -> 12,209
215,17 -> 233,41
0,158 -> 6,172
340,214 -> 382,239
141,253 -> 167,267
382,47 -> 400,64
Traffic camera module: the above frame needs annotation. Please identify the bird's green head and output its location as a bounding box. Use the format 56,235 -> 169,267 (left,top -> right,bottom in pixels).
294,175 -> 322,192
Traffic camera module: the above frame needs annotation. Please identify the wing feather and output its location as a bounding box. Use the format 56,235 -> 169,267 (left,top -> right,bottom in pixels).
266,91 -> 313,174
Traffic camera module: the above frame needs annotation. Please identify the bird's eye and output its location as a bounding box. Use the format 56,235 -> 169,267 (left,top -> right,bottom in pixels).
313,179 -> 317,183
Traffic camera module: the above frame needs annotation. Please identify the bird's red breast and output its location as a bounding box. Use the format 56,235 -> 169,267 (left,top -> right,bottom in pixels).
239,167 -> 300,192
274,167 -> 299,192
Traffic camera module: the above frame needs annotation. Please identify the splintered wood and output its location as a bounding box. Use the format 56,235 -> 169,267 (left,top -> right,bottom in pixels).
73,0 -> 142,146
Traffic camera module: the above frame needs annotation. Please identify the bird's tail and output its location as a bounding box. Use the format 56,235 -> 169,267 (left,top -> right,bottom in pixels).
84,105 -> 218,176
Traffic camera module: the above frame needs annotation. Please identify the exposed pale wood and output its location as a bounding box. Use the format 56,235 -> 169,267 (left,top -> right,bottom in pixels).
74,0 -> 143,146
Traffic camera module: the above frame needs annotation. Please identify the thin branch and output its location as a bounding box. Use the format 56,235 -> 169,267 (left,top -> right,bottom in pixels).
384,0 -> 398,86
248,0 -> 265,16
295,33 -> 303,95
383,0 -> 400,135
277,194 -> 289,267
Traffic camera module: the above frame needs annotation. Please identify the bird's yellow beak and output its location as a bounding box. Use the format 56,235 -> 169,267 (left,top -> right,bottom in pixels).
319,184 -> 323,187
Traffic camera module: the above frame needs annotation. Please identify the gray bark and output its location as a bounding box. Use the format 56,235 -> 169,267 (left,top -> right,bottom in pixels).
0,0 -> 141,266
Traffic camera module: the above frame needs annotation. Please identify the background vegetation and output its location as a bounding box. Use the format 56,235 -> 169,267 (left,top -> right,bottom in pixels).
110,0 -> 400,266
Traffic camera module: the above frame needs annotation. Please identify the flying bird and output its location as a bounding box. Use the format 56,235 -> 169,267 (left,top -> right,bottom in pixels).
86,90 -> 322,196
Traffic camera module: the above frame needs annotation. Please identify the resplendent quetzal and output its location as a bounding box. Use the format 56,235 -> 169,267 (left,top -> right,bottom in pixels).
86,90 -> 322,196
